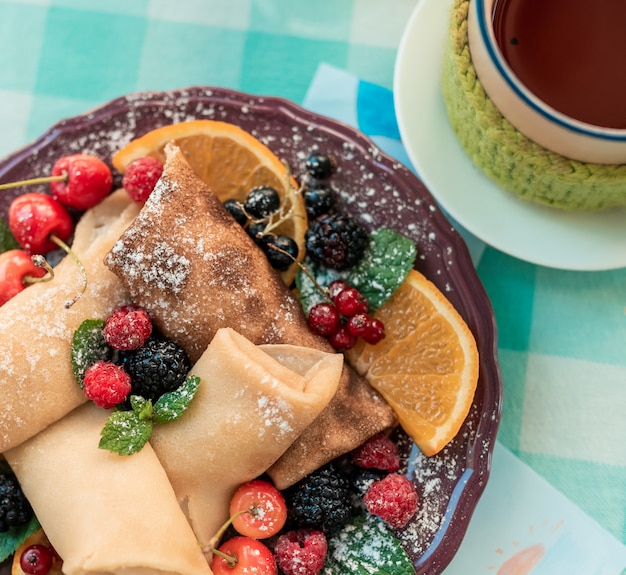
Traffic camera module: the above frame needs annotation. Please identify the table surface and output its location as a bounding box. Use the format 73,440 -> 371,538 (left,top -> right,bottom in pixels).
0,0 -> 624,572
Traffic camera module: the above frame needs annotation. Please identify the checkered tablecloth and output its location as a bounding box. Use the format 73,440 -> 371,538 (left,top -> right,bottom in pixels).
0,0 -> 624,572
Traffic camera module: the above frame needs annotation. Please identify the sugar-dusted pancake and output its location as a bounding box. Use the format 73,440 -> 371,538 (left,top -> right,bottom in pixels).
0,190 -> 140,453
5,404 -> 213,575
105,145 -> 396,487
150,327 -> 343,543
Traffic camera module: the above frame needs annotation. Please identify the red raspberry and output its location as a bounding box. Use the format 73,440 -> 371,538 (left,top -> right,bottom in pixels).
103,305 -> 152,350
363,473 -> 419,528
83,361 -> 132,409
352,433 -> 400,472
274,530 -> 327,575
122,157 -> 164,203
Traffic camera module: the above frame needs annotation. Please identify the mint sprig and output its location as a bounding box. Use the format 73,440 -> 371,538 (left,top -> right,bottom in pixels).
0,513 -> 41,563
71,319 -> 109,387
322,514 -> 415,575
297,228 -> 417,313
99,375 -> 201,455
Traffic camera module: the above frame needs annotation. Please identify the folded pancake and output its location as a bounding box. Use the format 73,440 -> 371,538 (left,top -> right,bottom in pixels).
5,404 -> 213,575
105,145 -> 396,488
149,327 -> 343,544
0,190 -> 140,453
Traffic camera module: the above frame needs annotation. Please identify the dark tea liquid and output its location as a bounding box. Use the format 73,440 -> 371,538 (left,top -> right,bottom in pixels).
493,0 -> 626,128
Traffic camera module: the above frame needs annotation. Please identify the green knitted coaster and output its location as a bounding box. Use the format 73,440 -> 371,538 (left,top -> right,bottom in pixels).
441,0 -> 626,211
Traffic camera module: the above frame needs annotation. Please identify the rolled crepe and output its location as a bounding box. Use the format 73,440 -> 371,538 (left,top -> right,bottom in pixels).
0,190 -> 140,453
150,327 -> 343,545
105,146 -> 396,488
4,404 -> 213,575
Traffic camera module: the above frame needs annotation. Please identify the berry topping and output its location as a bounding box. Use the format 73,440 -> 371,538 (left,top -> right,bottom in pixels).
0,473 -> 33,532
326,279 -> 350,301
274,529 -> 328,575
265,235 -> 299,271
8,193 -> 74,255
19,544 -> 54,575
351,433 -> 401,472
244,186 -> 281,218
307,302 -> 340,336
333,287 -> 368,316
302,184 -> 334,219
82,360 -> 132,409
211,536 -> 277,575
122,157 -> 164,203
363,473 -> 418,528
103,304 -> 152,351
50,154 -> 113,210
305,214 -> 369,270
305,153 -> 334,180
285,463 -> 353,534
327,325 -> 357,352
229,479 -> 287,539
223,199 -> 248,226
115,336 -> 191,402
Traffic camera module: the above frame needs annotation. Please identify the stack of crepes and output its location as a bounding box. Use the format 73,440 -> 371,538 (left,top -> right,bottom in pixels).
0,145 -> 396,575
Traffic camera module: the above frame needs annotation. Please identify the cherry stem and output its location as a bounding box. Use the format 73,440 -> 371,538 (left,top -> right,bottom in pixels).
211,548 -> 237,568
200,509 -> 250,556
49,234 -> 87,308
23,255 -> 55,285
0,173 -> 67,190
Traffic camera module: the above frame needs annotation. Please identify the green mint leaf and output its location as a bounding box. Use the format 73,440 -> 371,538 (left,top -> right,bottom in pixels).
348,228 -> 416,312
71,319 -> 109,387
0,218 -> 18,254
153,375 -> 201,424
296,228 -> 416,314
130,395 -> 153,420
99,409 -> 153,455
0,513 -> 41,562
322,514 -> 414,575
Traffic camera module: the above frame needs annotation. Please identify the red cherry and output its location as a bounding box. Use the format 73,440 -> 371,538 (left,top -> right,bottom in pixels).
0,249 -> 47,305
20,544 -> 54,575
50,154 -> 112,210
211,537 -> 277,575
122,157 -> 164,203
8,193 -> 73,254
229,480 -> 287,539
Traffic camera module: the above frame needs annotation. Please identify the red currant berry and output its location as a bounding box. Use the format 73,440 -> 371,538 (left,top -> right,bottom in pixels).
103,304 -> 152,350
50,154 -> 113,210
122,157 -> 164,203
0,249 -> 46,305
83,360 -> 132,409
8,193 -> 73,254
20,544 -> 54,575
328,324 -> 357,351
327,279 -> 350,302
307,302 -> 340,336
211,537 -> 277,575
346,313 -> 371,338
334,287 -> 368,317
229,480 -> 287,539
362,317 -> 385,345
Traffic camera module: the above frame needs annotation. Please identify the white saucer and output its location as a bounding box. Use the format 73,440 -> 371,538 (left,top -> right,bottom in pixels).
393,0 -> 626,271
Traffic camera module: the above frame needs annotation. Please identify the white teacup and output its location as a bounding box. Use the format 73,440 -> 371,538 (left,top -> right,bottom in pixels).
467,0 -> 626,164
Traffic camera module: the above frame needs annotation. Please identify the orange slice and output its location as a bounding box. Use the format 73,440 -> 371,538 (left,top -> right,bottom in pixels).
345,269 -> 479,456
12,529 -> 63,575
112,119 -> 307,285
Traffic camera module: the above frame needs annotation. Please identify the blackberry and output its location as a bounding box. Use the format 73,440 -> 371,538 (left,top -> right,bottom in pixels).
0,473 -> 33,532
115,336 -> 191,403
284,463 -> 353,534
303,184 -> 335,219
305,214 -> 369,270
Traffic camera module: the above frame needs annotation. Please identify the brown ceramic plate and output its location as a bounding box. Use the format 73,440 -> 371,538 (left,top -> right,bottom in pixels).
0,87 -> 502,575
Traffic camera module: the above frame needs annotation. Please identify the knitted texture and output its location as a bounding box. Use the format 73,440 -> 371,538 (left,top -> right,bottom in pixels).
441,0 -> 626,211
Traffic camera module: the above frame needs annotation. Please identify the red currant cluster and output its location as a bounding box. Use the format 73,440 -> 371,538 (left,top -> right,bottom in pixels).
307,279 -> 385,351
0,154 -> 113,306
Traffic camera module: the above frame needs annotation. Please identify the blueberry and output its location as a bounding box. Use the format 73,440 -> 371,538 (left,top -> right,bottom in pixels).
305,153 -> 334,179
303,184 -> 335,219
244,186 -> 281,218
